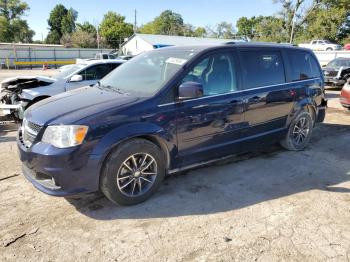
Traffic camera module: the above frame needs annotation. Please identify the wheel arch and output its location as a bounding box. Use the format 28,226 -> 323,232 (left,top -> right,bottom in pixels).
25,95 -> 51,109
287,99 -> 317,127
92,122 -> 175,184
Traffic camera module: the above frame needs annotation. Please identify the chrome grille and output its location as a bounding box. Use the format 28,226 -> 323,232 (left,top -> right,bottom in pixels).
27,121 -> 41,133
22,119 -> 42,148
323,70 -> 338,77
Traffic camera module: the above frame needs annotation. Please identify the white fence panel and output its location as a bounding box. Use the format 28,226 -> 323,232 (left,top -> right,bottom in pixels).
0,47 -> 113,68
314,51 -> 350,66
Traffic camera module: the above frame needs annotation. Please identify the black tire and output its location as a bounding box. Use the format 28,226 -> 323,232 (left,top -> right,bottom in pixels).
280,111 -> 314,151
100,139 -> 165,206
326,48 -> 333,51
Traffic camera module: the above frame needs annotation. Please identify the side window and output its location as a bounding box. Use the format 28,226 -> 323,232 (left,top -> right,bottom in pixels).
95,64 -> 115,79
287,50 -> 321,81
239,50 -> 285,89
79,65 -> 98,80
181,53 -> 237,96
102,54 -> 108,59
109,63 -> 121,71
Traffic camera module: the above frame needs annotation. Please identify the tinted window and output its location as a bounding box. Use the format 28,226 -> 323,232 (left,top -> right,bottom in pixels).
239,50 -> 285,89
181,53 -> 237,96
79,65 -> 97,80
79,64 -> 117,80
287,50 -> 321,81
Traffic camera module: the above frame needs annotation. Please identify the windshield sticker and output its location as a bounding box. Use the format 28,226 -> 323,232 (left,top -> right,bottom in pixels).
166,57 -> 187,65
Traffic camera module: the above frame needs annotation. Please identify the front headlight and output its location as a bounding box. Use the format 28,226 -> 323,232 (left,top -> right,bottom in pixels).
42,125 -> 89,148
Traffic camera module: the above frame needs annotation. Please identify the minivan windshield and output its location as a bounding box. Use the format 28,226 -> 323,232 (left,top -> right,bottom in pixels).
99,49 -> 198,97
327,58 -> 350,68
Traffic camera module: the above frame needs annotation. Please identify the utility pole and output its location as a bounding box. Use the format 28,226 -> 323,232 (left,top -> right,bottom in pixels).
290,9 -> 297,44
134,9 -> 137,33
97,26 -> 100,49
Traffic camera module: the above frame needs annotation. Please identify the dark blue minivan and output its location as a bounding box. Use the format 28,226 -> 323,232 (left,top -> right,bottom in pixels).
18,43 -> 327,205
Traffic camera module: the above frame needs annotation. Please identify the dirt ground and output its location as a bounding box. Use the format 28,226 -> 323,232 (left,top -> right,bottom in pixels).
0,70 -> 350,261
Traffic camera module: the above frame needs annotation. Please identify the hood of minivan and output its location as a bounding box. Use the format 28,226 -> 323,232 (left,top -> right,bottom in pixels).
25,86 -> 139,125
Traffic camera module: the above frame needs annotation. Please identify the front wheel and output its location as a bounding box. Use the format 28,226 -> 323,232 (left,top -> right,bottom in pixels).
100,139 -> 165,206
280,111 -> 314,151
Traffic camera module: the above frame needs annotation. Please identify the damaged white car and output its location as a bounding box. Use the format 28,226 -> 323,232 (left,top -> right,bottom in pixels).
0,59 -> 125,120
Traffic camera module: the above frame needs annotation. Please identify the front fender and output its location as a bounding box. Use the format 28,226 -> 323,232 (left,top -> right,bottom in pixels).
90,121 -> 175,165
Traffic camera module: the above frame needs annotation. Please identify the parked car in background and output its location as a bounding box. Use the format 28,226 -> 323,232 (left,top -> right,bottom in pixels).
95,53 -> 117,60
340,79 -> 350,109
18,43 -> 327,205
0,59 -> 125,120
117,55 -> 134,60
344,43 -> 350,51
322,57 -> 350,87
299,40 -> 342,51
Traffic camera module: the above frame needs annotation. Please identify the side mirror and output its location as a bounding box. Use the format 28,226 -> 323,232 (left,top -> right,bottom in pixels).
70,74 -> 83,82
178,81 -> 203,100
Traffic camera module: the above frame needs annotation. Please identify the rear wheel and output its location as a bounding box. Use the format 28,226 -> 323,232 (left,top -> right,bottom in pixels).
100,139 -> 165,205
326,47 -> 333,51
280,111 -> 314,151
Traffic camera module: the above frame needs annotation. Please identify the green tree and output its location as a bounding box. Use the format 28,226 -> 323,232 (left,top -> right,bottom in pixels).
71,30 -> 96,48
254,16 -> 287,42
237,16 -> 259,40
236,15 -> 287,42
193,27 -> 207,37
60,33 -> 72,47
99,11 -> 133,48
183,23 -> 195,36
46,4 -> 77,44
61,8 -> 77,34
216,22 -> 236,39
301,0 -> 350,43
76,21 -> 97,36
0,0 -> 34,42
139,10 -> 184,35
273,0 -> 322,43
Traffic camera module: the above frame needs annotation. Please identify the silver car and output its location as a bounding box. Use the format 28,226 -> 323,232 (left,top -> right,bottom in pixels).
0,59 -> 125,120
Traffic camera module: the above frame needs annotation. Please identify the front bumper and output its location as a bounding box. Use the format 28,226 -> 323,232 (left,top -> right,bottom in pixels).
17,130 -> 102,196
0,103 -> 21,116
340,95 -> 350,108
324,77 -> 345,86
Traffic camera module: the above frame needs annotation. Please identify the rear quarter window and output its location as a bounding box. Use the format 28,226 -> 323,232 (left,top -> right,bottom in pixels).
239,50 -> 286,89
287,50 -> 321,81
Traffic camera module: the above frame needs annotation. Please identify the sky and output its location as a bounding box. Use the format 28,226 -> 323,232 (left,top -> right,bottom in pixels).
25,0 -> 281,40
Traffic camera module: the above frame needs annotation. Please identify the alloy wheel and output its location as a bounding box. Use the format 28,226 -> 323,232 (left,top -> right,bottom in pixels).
292,117 -> 310,146
117,153 -> 158,197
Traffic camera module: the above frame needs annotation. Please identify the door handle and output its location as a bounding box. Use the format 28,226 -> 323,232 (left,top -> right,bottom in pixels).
230,99 -> 241,104
248,96 -> 261,103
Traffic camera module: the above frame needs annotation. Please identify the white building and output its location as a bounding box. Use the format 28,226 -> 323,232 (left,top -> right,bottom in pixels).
120,34 -> 243,55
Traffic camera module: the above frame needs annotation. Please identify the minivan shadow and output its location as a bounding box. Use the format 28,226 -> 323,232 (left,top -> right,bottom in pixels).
66,122 -> 350,220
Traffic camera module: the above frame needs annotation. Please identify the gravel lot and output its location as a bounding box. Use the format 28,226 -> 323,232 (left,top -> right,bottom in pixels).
0,70 -> 350,261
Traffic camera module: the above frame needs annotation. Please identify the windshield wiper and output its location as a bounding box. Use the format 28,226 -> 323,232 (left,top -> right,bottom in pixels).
97,81 -> 124,94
